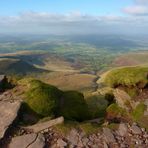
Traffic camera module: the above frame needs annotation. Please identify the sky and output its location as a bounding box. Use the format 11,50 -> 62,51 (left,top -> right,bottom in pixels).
0,0 -> 148,34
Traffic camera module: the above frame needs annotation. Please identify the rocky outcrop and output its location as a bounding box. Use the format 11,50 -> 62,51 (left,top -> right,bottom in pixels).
25,116 -> 64,133
113,89 -> 133,110
0,101 -> 22,140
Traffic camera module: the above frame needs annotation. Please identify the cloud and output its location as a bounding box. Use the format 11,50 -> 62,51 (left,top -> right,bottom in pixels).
123,0 -> 148,16
0,11 -> 148,34
135,0 -> 148,4
123,6 -> 148,15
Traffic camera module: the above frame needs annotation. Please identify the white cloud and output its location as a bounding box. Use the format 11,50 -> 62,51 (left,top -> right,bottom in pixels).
0,11 -> 148,34
123,5 -> 148,15
123,0 -> 148,16
135,0 -> 148,4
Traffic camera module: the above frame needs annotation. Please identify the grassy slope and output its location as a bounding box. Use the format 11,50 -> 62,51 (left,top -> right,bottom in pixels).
43,72 -> 97,95
99,66 -> 148,87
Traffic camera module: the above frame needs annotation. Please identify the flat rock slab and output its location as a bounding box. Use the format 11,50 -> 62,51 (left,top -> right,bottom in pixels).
0,101 -> 21,139
9,133 -> 45,148
28,133 -> 45,148
25,116 -> 64,133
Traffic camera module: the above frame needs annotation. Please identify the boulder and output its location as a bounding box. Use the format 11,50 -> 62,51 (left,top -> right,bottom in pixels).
0,101 -> 22,139
28,133 -> 45,148
118,123 -> 128,136
9,134 -> 37,148
25,116 -> 64,133
9,133 -> 45,148
131,125 -> 142,135
103,128 -> 116,143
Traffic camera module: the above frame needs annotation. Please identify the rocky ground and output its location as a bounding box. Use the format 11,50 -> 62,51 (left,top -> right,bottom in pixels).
41,123 -> 148,148
1,121 -> 148,148
0,75 -> 148,148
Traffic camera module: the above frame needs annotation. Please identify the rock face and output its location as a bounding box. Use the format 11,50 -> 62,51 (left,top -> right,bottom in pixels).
8,133 -> 45,148
25,116 -> 64,133
113,89 -> 133,110
0,101 -> 21,139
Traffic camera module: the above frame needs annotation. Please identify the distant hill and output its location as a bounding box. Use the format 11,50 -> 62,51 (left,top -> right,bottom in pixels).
0,51 -> 76,72
66,34 -> 141,51
113,51 -> 148,67
0,58 -> 48,75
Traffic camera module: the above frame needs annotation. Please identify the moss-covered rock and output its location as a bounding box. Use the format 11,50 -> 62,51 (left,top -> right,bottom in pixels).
58,91 -> 90,121
132,103 -> 146,121
25,80 -> 62,117
87,95 -> 108,119
23,79 -> 90,121
106,103 -> 131,122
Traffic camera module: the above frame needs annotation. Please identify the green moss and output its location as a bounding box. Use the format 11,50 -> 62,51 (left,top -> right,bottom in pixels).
87,95 -> 108,118
106,123 -> 119,130
103,66 -> 148,88
132,103 -> 147,130
55,121 -> 101,136
132,103 -> 146,121
24,80 -> 62,117
79,123 -> 101,135
125,87 -> 138,98
136,116 -> 148,131
22,79 -> 90,121
106,103 -> 130,122
58,91 -> 90,121
54,121 -> 79,135
107,103 -> 126,115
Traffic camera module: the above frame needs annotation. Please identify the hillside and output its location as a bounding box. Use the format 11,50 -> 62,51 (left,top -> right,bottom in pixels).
99,66 -> 148,87
0,69 -> 147,147
0,58 -> 48,75
0,51 -> 98,95
0,51 -> 77,72
97,66 -> 148,130
113,51 -> 148,67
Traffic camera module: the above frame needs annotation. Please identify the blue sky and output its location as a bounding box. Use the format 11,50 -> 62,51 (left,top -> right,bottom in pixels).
0,0 -> 132,16
0,0 -> 148,34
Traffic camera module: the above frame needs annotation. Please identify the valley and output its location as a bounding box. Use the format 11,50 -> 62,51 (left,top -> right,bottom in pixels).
0,34 -> 148,148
